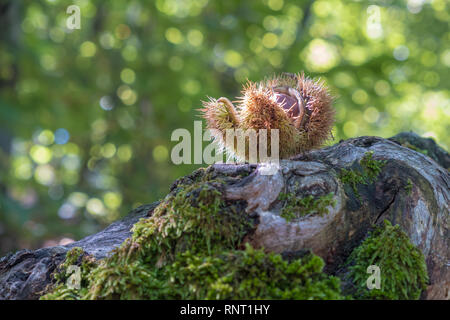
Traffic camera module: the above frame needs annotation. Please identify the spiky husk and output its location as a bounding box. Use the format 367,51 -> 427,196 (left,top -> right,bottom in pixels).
200,97 -> 240,158
295,73 -> 335,149
238,81 -> 306,159
200,72 -> 335,160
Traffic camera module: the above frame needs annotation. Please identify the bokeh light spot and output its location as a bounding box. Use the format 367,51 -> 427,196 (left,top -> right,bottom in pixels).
263,16 -> 279,31
363,107 -> 380,123
117,85 -> 138,105
86,198 -> 106,216
40,54 -> 57,71
101,143 -> 117,158
115,24 -> 131,40
54,128 -> 70,145
30,145 -> 52,164
302,39 -> 340,73
343,121 -> 358,137
374,80 -> 391,96
393,45 -> 409,61
352,89 -> 369,105
37,130 -> 55,145
224,50 -> 243,68
122,45 -> 138,61
68,192 -> 88,207
333,72 -> 355,88
120,68 -> 136,84
181,79 -> 201,95
153,145 -> 169,163
13,156 -> 33,180
165,27 -> 183,44
267,0 -> 284,11
99,32 -> 115,49
58,203 -> 77,220
187,29 -> 204,46
117,145 -> 133,162
104,192 -> 122,210
80,41 -> 97,57
34,164 -> 55,186
100,96 -> 114,111
262,33 -> 278,48
440,49 -> 450,67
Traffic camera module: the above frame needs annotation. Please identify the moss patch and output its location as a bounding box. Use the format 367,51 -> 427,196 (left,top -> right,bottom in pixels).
404,178 -> 413,195
132,181 -> 252,261
41,173 -> 429,300
41,177 -> 344,300
41,247 -> 96,300
401,142 -> 429,156
346,220 -> 428,300
278,192 -> 336,222
42,244 -> 344,300
161,244 -> 343,299
339,151 -> 386,197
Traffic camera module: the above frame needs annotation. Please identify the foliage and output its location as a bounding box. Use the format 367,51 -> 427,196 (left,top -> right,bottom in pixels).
346,220 -> 428,300
0,0 -> 449,254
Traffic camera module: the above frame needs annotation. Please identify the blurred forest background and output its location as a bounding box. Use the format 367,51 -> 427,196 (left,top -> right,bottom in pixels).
0,0 -> 448,256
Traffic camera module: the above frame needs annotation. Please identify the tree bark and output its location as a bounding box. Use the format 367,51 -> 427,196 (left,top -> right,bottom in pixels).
0,132 -> 448,300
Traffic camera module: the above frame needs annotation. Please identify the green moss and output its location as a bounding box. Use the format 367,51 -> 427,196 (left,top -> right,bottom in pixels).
42,178 -> 344,300
163,244 -> 344,300
339,151 -> 386,197
41,171 -> 428,300
346,220 -> 428,300
41,247 -> 97,300
132,181 -> 251,260
171,166 -> 253,191
43,244 -> 344,300
339,169 -> 366,195
405,178 -> 413,195
401,142 -> 429,156
359,151 -> 386,180
278,192 -> 336,222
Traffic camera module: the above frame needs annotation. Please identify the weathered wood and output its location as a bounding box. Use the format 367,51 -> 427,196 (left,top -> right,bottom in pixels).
0,132 -> 448,300
0,203 -> 158,300
223,133 -> 449,299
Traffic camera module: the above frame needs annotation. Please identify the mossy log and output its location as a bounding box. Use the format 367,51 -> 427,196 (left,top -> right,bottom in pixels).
0,132 -> 448,300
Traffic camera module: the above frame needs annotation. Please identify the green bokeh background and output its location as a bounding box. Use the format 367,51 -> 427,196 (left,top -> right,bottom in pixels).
0,0 -> 448,255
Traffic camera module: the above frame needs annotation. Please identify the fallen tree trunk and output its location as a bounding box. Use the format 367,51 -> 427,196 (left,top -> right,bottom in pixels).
0,132 -> 448,300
